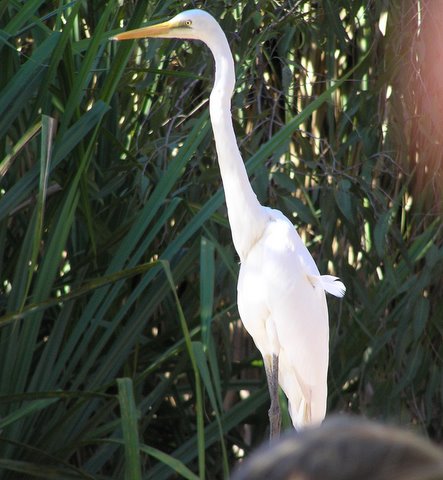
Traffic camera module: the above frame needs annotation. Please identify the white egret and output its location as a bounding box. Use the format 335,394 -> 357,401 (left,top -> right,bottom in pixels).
112,9 -> 345,438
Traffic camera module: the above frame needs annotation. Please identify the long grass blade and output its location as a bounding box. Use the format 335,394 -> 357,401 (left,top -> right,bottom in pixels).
117,378 -> 142,480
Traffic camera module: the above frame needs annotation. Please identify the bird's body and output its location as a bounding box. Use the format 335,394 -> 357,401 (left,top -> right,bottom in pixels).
238,207 -> 330,427
113,9 -> 345,434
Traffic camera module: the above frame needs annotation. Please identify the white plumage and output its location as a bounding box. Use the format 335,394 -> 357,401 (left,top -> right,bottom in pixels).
238,207 -> 343,428
113,9 -> 345,435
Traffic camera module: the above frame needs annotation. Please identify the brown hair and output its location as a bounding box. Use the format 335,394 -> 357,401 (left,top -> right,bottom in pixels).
232,415 -> 443,480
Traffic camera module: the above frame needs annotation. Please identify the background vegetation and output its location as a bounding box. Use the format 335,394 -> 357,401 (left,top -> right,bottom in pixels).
1,0 -> 442,478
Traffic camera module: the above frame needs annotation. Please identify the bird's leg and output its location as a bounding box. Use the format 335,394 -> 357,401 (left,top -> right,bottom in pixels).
265,353 -> 281,440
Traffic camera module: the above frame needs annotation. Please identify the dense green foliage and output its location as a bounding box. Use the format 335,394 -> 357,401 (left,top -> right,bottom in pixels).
1,0 -> 442,478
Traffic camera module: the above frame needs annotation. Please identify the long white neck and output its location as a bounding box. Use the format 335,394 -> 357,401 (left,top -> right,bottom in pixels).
204,31 -> 268,261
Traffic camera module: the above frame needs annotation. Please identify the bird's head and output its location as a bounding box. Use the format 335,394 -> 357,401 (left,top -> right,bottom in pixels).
111,9 -> 220,43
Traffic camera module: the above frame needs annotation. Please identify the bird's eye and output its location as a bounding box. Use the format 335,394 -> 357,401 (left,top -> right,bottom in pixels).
185,20 -> 192,26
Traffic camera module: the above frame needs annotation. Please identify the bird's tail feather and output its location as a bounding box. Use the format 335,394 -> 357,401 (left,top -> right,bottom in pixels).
308,274 -> 346,297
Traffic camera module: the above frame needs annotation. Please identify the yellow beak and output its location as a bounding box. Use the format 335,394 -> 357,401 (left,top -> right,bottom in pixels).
111,19 -> 175,41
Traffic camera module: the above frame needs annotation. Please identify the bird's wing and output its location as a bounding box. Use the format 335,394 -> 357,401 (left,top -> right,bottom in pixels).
267,273 -> 329,429
254,213 -> 329,428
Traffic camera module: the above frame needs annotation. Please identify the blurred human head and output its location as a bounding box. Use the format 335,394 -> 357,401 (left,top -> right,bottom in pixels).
232,415 -> 443,480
